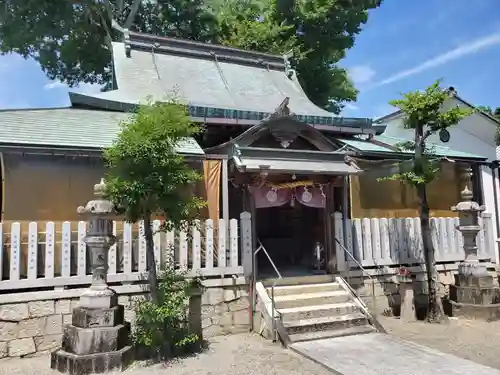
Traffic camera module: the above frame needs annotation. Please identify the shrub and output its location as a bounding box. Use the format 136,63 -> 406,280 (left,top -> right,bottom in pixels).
132,264 -> 203,360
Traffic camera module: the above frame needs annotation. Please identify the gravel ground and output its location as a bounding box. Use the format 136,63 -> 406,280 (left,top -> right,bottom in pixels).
3,319 -> 500,374
378,316 -> 500,370
0,333 -> 332,375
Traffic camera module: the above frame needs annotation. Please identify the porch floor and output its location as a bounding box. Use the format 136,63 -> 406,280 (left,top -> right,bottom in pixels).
257,265 -> 326,280
291,332 -> 500,375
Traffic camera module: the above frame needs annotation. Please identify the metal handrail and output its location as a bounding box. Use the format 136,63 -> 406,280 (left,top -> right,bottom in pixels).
334,237 -> 372,280
251,239 -> 282,343
334,236 -> 375,311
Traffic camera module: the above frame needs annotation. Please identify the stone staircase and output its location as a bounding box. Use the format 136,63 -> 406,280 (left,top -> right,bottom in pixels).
258,275 -> 378,345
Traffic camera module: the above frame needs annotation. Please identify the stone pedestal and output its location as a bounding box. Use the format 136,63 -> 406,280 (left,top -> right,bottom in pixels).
51,304 -> 133,374
51,179 -> 133,374
455,269 -> 499,305
451,270 -> 500,321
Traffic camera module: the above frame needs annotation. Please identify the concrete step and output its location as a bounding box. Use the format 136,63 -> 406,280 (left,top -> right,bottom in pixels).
289,324 -> 377,344
283,312 -> 368,335
267,282 -> 342,297
278,302 -> 359,322
261,275 -> 335,287
273,290 -> 350,310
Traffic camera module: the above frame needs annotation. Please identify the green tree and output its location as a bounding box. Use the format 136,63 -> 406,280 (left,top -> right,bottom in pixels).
380,81 -> 471,322
213,0 -> 382,112
477,105 -> 493,114
0,0 -> 382,113
104,99 -> 205,302
0,0 -> 219,88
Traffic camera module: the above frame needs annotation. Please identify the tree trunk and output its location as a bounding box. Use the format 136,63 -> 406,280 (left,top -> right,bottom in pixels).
416,184 -> 444,322
414,123 -> 444,323
143,214 -> 158,304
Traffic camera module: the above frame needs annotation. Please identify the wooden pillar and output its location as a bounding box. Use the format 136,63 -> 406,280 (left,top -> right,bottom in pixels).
342,176 -> 350,249
221,158 -> 230,264
325,183 -> 336,273
222,158 -> 229,225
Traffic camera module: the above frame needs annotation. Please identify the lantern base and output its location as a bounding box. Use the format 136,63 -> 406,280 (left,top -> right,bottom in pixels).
449,270 -> 500,321
50,345 -> 133,375
457,260 -> 489,279
72,305 -> 124,328
79,287 -> 118,309
51,291 -> 133,373
453,272 -> 499,305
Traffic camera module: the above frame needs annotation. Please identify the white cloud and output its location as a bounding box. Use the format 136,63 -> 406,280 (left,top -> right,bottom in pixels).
344,103 -> 359,112
371,31 -> 500,88
72,82 -> 102,94
44,81 -> 66,90
44,81 -> 102,94
373,104 -> 397,119
348,65 -> 376,86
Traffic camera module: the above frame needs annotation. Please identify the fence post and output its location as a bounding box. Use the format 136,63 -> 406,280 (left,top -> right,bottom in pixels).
240,211 -> 253,277
482,213 -> 496,263
333,212 -> 347,271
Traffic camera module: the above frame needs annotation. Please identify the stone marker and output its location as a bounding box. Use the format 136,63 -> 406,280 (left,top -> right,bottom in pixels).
399,283 -> 416,322
51,178 -> 133,374
450,167 -> 500,320
396,268 -> 416,322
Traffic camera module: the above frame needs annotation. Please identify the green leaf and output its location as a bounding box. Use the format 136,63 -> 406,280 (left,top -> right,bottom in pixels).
0,0 -> 382,112
132,258 -> 203,358
104,98 -> 206,226
389,80 -> 472,133
381,80 -> 468,187
0,0 -> 219,87
214,0 -> 381,112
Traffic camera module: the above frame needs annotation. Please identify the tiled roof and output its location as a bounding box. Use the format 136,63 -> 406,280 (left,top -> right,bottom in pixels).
337,135 -> 487,160
69,31 -> 373,128
0,107 -> 204,155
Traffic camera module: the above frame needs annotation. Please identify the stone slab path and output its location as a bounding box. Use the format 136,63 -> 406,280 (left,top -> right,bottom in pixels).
291,333 -> 500,375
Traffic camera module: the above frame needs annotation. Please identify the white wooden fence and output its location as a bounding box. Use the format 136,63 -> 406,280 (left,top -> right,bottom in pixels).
0,218 -> 244,292
333,212 -> 496,271
1,211 -> 496,292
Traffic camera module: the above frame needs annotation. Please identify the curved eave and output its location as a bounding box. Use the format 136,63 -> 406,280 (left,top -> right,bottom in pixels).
204,115 -> 341,154
354,150 -> 487,163
69,92 -> 137,112
70,91 -> 376,133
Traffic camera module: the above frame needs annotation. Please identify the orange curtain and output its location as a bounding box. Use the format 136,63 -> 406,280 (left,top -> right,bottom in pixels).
203,160 -> 222,223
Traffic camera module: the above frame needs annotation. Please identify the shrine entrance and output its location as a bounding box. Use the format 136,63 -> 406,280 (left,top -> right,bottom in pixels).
204,102 -> 361,278
256,203 -> 325,278
250,180 -> 332,278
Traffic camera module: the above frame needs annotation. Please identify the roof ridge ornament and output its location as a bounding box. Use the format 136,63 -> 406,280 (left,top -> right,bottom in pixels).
271,97 -> 292,118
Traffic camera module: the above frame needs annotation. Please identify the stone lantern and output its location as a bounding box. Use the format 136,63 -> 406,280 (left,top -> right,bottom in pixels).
451,167 -> 487,280
450,167 -> 500,317
51,178 -> 133,374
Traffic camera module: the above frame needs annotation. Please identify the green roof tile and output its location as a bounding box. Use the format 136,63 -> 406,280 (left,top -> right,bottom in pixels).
337,135 -> 486,160
0,108 -> 204,155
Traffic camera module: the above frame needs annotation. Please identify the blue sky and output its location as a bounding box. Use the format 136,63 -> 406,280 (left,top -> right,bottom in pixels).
0,0 -> 499,119
340,0 -> 500,118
